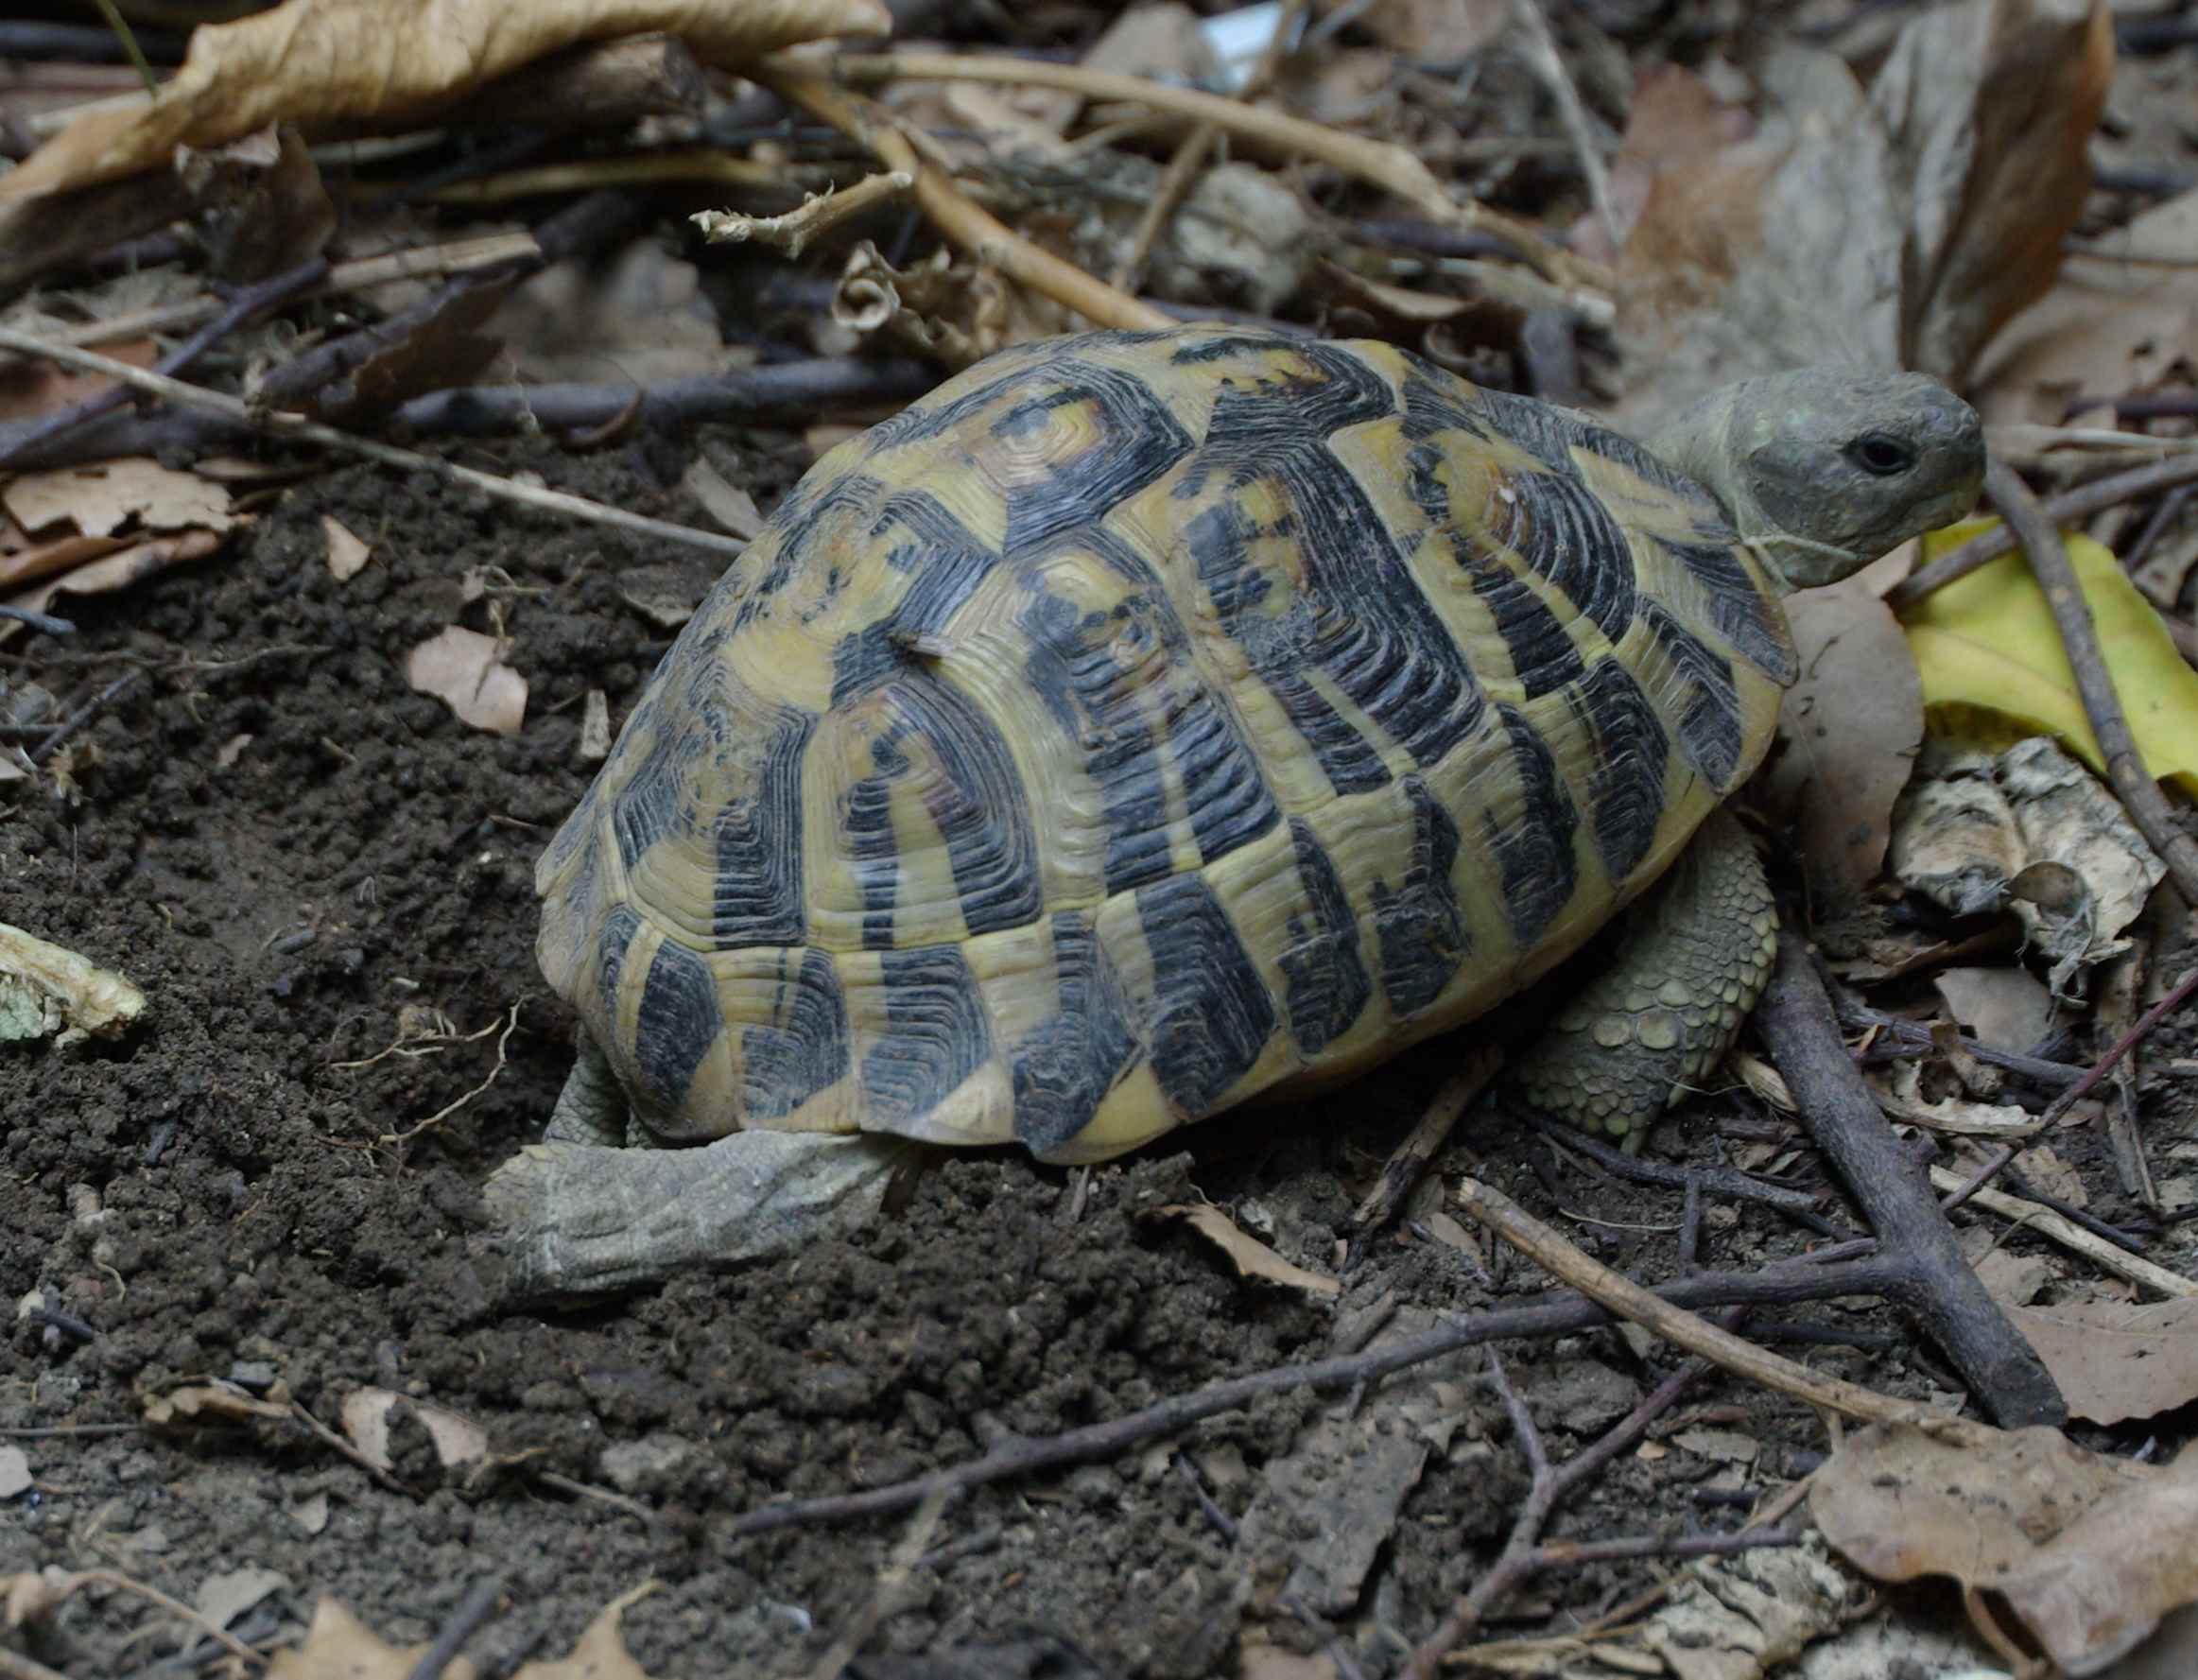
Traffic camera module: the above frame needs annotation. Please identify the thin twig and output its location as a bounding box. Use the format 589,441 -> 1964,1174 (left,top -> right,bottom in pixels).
29,669 -> 140,765
761,69 -> 1172,334
0,328 -> 753,563
1928,1169 -> 2198,1297
2036,961 -> 2198,1128
1506,0 -> 1619,256
1982,459 -> 2198,904
807,1489 -> 954,1680
1886,450 -> 2198,609
404,1576 -> 505,1680
833,51 -> 1607,296
717,1247 -> 1926,1539
0,254 -> 329,470
1348,1048 -> 1498,1240
693,170 -> 914,259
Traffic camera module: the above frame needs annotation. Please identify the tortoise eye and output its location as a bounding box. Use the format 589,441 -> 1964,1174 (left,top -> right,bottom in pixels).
1848,433 -> 1916,476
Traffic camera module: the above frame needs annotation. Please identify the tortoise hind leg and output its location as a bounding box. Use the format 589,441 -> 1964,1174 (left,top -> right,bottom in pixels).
1509,808 -> 1777,1142
544,1035 -> 633,1147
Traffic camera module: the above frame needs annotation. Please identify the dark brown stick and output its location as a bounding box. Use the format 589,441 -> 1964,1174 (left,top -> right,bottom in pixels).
719,1251 -> 1914,1540
1756,934 -> 2066,1427
1981,459 -> 2198,905
0,255 -> 329,469
2037,961 -> 2198,1128
1885,450 -> 2198,610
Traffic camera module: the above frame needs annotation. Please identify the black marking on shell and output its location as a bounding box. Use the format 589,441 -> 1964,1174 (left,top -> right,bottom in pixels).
1022,574 -> 1279,895
839,756 -> 900,952
1493,468 -> 1637,646
1641,600 -> 1746,790
860,945 -> 994,1124
708,704 -> 815,950
1012,912 -> 1139,1153
1279,820 -> 1374,1051
990,365 -> 1197,557
597,903 -> 644,1016
1488,703 -> 1580,948
1397,364 -> 1490,446
1405,441 -> 1588,700
736,472 -> 884,625
1570,658 -> 1670,882
1136,872 -> 1277,1115
1371,775 -> 1469,1017
740,948 -> 850,1121
1186,499 -> 1393,795
830,622 -> 902,708
631,937 -> 722,1118
1661,537 -> 1798,684
1175,340 -> 1486,773
871,671 -> 1045,937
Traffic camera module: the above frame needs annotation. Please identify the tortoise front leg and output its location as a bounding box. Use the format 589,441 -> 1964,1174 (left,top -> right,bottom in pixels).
1509,808 -> 1777,1142
543,1033 -> 634,1147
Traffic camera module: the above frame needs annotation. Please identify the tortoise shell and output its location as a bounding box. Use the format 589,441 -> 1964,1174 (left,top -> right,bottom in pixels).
535,325 -> 1798,1163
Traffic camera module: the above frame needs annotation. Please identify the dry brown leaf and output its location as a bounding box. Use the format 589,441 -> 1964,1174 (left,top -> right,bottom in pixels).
1151,1204 -> 1341,1298
1814,1420 -> 2198,1675
5,529 -> 233,630
0,337 -> 157,426
322,515 -> 371,581
1614,0 -> 2109,428
0,530 -> 134,596
2002,1297 -> 2198,1426
511,1582 -> 659,1680
1587,65 -> 1755,268
1766,575 -> 1924,909
4,459 -> 235,538
1873,0 -> 2113,386
269,1597 -> 480,1680
0,0 -> 891,204
1868,1059 -> 2039,1138
407,627 -> 528,736
1354,0 -> 1506,62
1933,964 -> 2054,1053
338,1389 -> 489,1474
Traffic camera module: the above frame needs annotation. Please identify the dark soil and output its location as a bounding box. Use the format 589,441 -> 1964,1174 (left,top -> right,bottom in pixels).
1,427 -> 2188,1680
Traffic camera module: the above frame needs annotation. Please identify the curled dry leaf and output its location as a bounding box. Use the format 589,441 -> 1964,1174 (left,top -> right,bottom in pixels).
681,456 -> 763,539
269,1596 -> 481,1680
5,528 -> 233,633
1869,1059 -> 2039,1138
2002,1296 -> 2198,1426
3,458 -> 234,539
1814,1420 -> 2198,1676
1150,1204 -> 1341,1298
0,920 -> 146,1047
1902,523 -> 2198,798
1933,964 -> 2054,1054
1765,572 -> 1924,909
0,0 -> 892,204
338,1388 -> 489,1473
322,515 -> 371,581
407,626 -> 528,736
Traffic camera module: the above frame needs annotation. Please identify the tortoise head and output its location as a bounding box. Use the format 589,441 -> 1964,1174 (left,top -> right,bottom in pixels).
1645,368 -> 1985,592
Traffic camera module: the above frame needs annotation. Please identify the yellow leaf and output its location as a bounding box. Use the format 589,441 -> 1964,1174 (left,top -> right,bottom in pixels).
1898,517 -> 2198,797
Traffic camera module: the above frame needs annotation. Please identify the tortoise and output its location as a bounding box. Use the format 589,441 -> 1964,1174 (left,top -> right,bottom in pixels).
502,325 -> 1981,1288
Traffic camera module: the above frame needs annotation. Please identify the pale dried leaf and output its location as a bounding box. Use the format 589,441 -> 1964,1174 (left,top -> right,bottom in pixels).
7,528 -> 233,627
1872,0 -> 2113,386
1934,965 -> 2054,1053
681,457 -> 762,539
0,1446 -> 28,1499
1814,1420 -> 2198,1675
0,920 -> 146,1046
196,1567 -> 288,1633
0,0 -> 891,203
1768,576 -> 1923,909
268,1597 -> 479,1680
1152,1204 -> 1341,1298
511,1582 -> 659,1680
3,459 -> 234,538
143,1382 -> 292,1428
322,515 -> 371,581
579,690 -> 612,766
339,1388 -> 488,1473
1869,1060 -> 2039,1137
407,627 -> 528,736
2003,1297 -> 2198,1426
1237,1644 -> 1341,1680
1354,0 -> 1506,63
288,1492 -> 329,1535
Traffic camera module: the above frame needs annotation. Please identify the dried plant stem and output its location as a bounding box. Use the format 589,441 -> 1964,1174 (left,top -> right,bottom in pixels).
1506,0 -> 1618,256
1451,1175 -> 1995,1441
763,69 -> 1171,334
1112,0 -> 1307,293
832,50 -> 1607,296
1982,458 -> 2198,904
1887,449 -> 2198,608
0,328 -> 751,563
694,170 -> 914,258
1928,1168 -> 2198,1298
